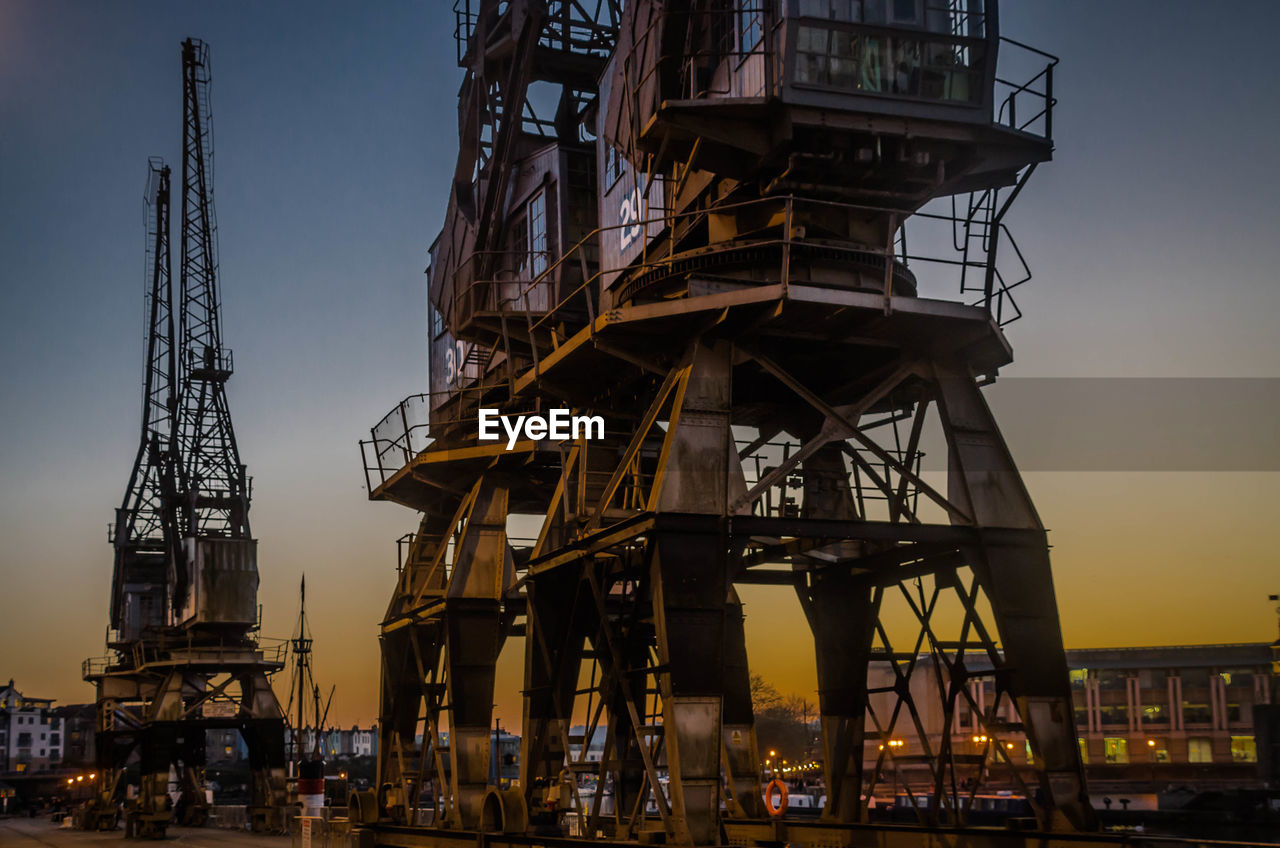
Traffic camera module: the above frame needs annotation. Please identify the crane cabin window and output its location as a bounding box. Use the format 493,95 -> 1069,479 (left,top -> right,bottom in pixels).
430,305 -> 444,340
889,0 -> 920,25
738,1 -> 764,52
528,189 -> 548,278
513,189 -> 550,281
797,0 -> 860,22
791,1 -> 986,104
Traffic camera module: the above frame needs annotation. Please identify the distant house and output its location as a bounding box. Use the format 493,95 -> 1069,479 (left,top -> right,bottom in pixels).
296,725 -> 378,760
50,702 -> 97,767
0,679 -> 65,773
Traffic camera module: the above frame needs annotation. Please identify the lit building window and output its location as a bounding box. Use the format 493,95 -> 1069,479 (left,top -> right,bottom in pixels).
1230,736 -> 1257,763
1103,737 -> 1128,764
1187,737 -> 1212,763
1077,738 -> 1088,764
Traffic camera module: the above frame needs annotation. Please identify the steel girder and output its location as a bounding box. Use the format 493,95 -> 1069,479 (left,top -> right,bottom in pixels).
369,330 -> 1095,843
85,658 -> 288,837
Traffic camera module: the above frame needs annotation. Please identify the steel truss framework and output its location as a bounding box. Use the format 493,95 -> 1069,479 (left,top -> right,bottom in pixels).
359,2 -> 1097,847
84,648 -> 289,836
365,311 -> 1096,842
83,38 -> 285,838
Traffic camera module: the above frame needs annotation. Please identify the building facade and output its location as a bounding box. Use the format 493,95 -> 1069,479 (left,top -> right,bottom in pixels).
50,703 -> 96,768
865,643 -> 1274,792
0,680 -> 65,773
1067,644 -> 1270,773
297,726 -> 378,760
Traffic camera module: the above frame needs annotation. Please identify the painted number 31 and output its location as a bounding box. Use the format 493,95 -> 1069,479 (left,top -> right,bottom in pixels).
444,340 -> 467,386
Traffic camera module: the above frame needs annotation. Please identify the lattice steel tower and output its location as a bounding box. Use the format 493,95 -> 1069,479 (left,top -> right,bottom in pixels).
82,38 -> 287,839
360,1 -> 1091,845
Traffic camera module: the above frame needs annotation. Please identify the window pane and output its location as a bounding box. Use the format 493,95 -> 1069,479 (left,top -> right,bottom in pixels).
529,191 -> 547,277
1103,737 -> 1129,764
1141,703 -> 1169,726
1098,704 -> 1128,726
1182,702 -> 1212,724
833,0 -> 859,22
1230,736 -> 1257,763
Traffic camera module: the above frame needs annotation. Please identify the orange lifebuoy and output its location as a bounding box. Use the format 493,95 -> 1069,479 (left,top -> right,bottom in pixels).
765,779 -> 789,817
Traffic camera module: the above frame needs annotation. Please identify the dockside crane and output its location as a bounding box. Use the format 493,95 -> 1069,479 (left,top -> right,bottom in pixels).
358,1 -> 1093,845
82,38 -> 289,839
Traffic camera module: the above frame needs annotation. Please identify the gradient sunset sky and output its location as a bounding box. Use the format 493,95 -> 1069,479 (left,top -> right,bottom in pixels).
2,0 -> 1278,728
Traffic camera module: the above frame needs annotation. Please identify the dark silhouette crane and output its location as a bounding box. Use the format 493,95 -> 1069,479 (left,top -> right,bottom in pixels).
83,38 -> 288,839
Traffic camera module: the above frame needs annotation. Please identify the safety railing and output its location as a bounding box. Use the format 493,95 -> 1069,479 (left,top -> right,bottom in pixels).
364,190 -> 1034,487
527,192 -> 1029,334
449,249 -> 560,328
185,345 -> 234,379
740,432 -> 924,521
620,4 -> 779,111
361,387 -> 493,491
994,36 -> 1057,139
85,635 -> 288,678
82,656 -> 113,678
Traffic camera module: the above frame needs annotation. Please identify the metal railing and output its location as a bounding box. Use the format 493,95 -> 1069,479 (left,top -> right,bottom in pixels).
83,635 -> 288,679
740,433 -> 925,521
995,36 -> 1057,139
365,189 -> 1035,486
447,249 -> 560,328
362,387 -> 496,491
